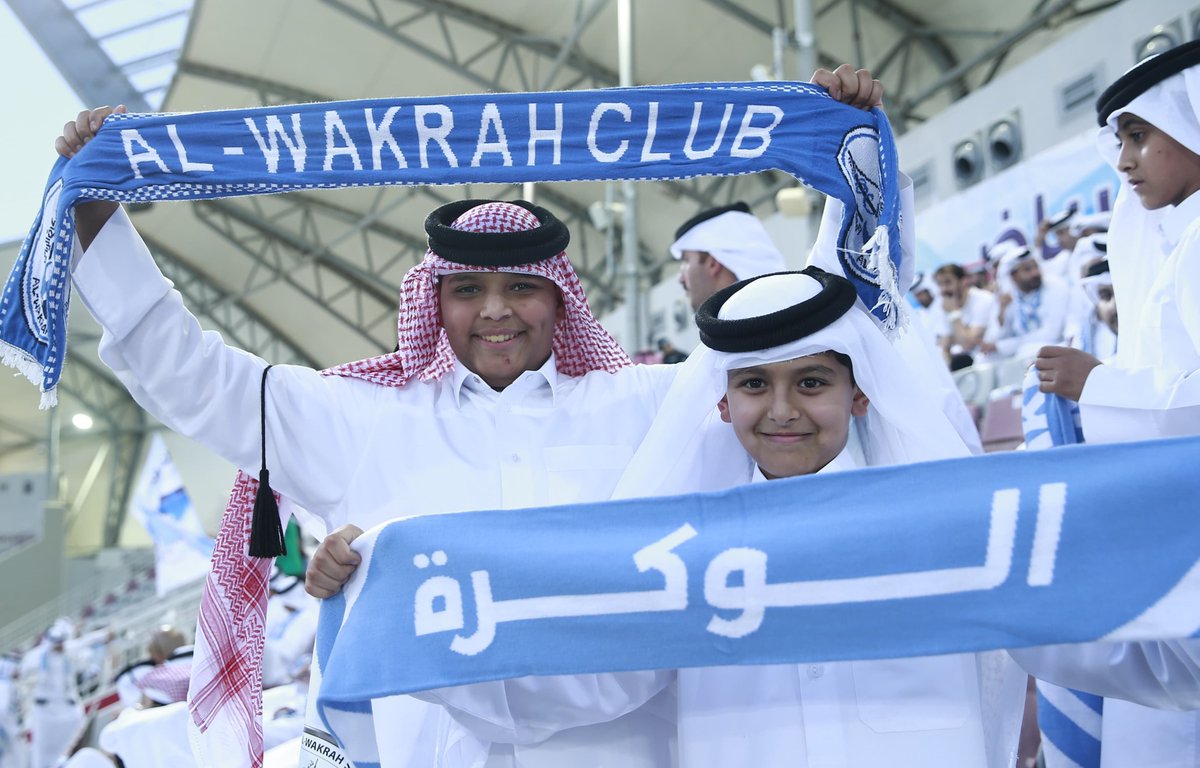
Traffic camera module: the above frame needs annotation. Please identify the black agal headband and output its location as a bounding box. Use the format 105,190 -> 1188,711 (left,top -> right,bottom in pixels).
1097,40 -> 1200,126
425,199 -> 570,266
1085,258 -> 1110,278
674,201 -> 752,242
696,266 -> 858,353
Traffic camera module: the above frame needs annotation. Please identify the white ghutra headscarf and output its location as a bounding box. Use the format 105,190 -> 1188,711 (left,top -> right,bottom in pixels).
1095,47 -> 1200,369
613,269 -> 971,501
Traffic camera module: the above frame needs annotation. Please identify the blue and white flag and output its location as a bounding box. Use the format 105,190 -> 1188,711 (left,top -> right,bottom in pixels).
312,435 -> 1200,765
128,434 -> 214,596
1020,369 -> 1098,767
0,81 -> 902,406
1036,683 -> 1103,768
1021,366 -> 1084,449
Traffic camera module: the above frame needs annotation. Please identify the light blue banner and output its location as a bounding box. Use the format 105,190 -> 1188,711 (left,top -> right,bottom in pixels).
315,435 -> 1200,757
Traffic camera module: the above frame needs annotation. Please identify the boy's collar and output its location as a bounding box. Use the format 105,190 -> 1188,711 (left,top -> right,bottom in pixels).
451,353 -> 560,405
751,436 -> 865,483
1158,191 -> 1200,249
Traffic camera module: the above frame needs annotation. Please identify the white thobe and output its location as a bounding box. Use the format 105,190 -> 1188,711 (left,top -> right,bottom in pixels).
23,646 -> 84,768
931,286 -> 997,356
985,278 -> 1071,359
1013,192 -> 1200,765
1076,192 -> 1200,442
71,208 -> 689,767
1016,642 -> 1200,767
263,605 -> 319,688
99,701 -> 197,768
676,450 -> 1028,768
0,676 -> 20,768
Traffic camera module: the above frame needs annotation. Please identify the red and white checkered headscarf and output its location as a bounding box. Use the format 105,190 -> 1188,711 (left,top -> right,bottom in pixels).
141,659 -> 194,705
187,201 -> 630,768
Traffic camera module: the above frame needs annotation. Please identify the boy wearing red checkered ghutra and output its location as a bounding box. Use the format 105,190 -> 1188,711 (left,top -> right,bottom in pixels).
68,190 -> 695,767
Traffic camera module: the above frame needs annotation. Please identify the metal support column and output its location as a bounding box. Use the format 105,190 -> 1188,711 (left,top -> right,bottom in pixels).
618,0 -> 642,352
46,407 -> 61,504
794,0 -> 817,81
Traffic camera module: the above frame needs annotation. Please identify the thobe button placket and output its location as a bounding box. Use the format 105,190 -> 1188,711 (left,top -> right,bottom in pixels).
798,662 -> 847,768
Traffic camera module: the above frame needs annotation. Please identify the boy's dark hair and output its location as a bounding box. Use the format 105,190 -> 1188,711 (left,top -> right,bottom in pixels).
829,350 -> 855,384
934,263 -> 965,280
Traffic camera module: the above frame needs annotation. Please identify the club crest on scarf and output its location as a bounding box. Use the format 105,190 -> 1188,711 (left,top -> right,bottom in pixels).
21,181 -> 65,345
834,126 -> 903,330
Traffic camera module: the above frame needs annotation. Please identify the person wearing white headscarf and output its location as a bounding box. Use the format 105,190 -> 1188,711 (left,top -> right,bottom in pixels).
262,574 -> 319,688
59,748 -> 117,768
907,270 -> 940,333
910,269 -> 937,308
929,262 -> 998,369
671,201 -> 788,311
1058,234 -> 1107,353
1036,43 -> 1200,441
611,268 -> 1028,768
21,622 -> 85,768
1016,40 -> 1200,768
1035,208 -> 1112,283
1066,255 -> 1119,359
979,242 -> 1071,361
0,657 -> 20,768
1067,210 -> 1112,241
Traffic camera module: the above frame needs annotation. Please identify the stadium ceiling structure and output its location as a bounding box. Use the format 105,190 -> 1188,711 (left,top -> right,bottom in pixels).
2,0 -> 1116,546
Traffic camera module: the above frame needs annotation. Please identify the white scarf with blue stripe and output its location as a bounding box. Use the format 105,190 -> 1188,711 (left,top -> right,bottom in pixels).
1021,371 -> 1102,768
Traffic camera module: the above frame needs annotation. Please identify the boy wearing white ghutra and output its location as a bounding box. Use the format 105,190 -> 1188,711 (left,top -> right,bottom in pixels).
1014,38 -> 1200,768
617,268 -> 1030,768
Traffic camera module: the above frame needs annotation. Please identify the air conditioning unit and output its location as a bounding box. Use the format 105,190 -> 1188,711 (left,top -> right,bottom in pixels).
1134,19 -> 1183,61
987,114 -> 1023,172
952,136 -> 984,189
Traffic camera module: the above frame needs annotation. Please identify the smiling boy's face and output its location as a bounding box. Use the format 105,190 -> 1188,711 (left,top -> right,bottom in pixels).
438,271 -> 563,390
718,351 -> 869,479
1116,113 -> 1200,210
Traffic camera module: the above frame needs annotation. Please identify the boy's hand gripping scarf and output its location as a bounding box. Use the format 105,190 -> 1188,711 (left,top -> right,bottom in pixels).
2,81 -> 902,408
191,201 -> 629,768
1021,365 -> 1085,449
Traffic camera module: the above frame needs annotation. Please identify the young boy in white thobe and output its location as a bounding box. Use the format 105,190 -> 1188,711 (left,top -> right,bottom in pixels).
1021,38 -> 1200,768
621,268 -> 1030,768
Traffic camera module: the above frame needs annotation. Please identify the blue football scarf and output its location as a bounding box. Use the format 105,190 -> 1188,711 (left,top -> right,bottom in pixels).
0,81 -> 902,406
1021,366 -> 1084,449
313,435 -> 1200,766
1021,369 -> 1099,767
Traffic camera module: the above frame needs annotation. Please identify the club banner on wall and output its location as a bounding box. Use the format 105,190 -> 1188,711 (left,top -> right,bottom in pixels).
913,132 -> 1119,275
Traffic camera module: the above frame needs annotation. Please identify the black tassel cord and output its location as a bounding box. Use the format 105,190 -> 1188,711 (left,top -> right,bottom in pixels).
248,364 -> 287,558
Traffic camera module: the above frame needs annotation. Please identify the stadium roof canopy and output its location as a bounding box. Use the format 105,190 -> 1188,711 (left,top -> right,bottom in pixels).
2,0 -> 1112,545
